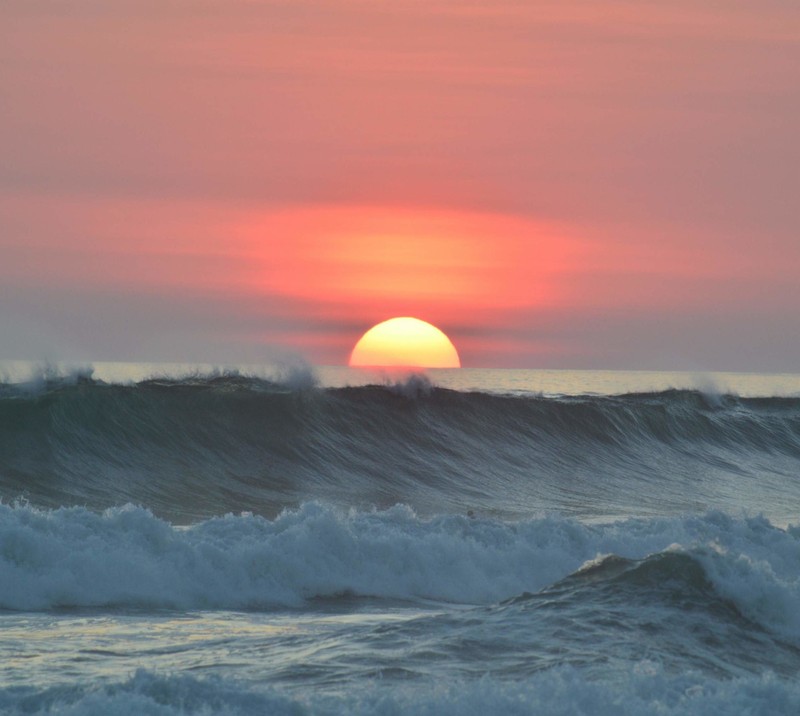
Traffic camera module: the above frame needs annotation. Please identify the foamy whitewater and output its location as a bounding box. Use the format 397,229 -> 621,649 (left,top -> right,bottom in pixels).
2,364 -> 800,714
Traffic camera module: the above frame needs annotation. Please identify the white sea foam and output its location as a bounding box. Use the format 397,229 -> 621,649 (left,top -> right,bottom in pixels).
1,666 -> 798,716
0,361 -> 96,394
2,503 -> 799,637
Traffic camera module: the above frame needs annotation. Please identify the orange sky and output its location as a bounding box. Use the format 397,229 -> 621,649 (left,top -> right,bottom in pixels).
1,1 -> 799,369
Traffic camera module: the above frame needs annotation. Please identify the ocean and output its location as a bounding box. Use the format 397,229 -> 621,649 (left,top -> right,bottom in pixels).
2,362 -> 800,715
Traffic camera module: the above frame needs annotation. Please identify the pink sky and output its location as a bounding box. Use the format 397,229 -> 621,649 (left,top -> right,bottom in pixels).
1,1 -> 799,369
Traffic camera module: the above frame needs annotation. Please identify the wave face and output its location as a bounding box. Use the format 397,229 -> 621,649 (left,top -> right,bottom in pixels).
1,374 -> 800,522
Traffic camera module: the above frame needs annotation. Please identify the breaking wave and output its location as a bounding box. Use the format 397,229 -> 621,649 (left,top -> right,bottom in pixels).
2,502 -> 800,639
1,374 -> 799,521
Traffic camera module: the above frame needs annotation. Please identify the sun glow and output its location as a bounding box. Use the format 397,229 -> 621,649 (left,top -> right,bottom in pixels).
349,317 -> 461,368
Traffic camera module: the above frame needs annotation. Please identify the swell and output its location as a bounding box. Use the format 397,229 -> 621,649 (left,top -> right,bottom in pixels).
1,375 -> 800,521
465,548 -> 800,680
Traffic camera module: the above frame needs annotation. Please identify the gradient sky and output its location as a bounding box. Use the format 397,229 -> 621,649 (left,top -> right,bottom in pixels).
2,1 -> 799,370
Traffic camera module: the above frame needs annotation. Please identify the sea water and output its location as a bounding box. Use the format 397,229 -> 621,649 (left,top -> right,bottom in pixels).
2,363 -> 800,714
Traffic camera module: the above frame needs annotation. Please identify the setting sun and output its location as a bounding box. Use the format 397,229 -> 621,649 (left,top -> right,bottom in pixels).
349,317 -> 461,368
